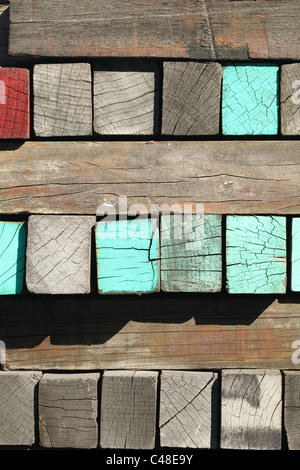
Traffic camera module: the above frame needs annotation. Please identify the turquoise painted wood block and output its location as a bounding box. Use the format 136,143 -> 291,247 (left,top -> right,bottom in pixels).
0,221 -> 26,295
292,218 -> 300,292
226,216 -> 286,294
222,64 -> 279,135
160,214 -> 222,292
96,218 -> 160,294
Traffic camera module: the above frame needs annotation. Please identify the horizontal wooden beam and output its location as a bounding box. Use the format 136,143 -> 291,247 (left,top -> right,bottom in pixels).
0,141 -> 299,215
8,1 -> 300,60
1,295 -> 299,370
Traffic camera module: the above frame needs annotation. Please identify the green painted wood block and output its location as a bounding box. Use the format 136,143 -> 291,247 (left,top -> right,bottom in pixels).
292,218 -> 300,292
222,64 -> 279,135
96,218 -> 160,294
0,221 -> 26,295
160,214 -> 222,292
226,216 -> 286,294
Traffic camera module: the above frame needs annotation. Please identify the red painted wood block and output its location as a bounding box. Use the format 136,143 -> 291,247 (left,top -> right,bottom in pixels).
0,68 -> 30,139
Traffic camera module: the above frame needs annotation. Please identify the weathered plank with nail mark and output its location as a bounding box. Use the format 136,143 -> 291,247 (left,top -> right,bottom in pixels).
280,63 -> 300,135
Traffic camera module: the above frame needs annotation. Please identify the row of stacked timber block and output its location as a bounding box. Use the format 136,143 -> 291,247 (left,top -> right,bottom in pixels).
0,215 -> 299,295
0,62 -> 300,138
0,369 -> 299,450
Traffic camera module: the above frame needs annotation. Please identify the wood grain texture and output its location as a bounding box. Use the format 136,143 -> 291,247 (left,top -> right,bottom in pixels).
1,295 -> 299,371
292,218 -> 300,292
38,373 -> 99,449
221,369 -> 282,450
8,1 -> 300,60
100,371 -> 158,449
226,216 -> 287,294
0,140 -> 299,215
159,371 -> 218,449
222,64 -> 279,135
0,67 -> 30,139
94,60 -> 159,135
26,215 -> 95,294
162,61 -> 222,135
33,63 -> 92,137
160,214 -> 222,292
0,221 -> 26,295
96,218 -> 159,295
0,371 -> 42,446
281,63 -> 300,135
283,371 -> 300,450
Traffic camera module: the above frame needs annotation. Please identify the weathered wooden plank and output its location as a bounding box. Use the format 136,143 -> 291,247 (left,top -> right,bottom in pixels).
94,60 -> 159,135
33,63 -> 92,137
292,218 -> 300,292
222,64 -> 279,135
226,216 -> 287,294
0,371 -> 42,446
221,369 -> 282,450
0,68 -> 30,139
159,371 -> 218,448
0,141 -> 299,215
100,370 -> 158,449
8,1 -> 300,60
280,63 -> 300,136
283,371 -> 300,450
38,373 -> 99,449
0,5 -> 17,66
0,221 -> 26,295
160,214 -> 222,292
1,295 -> 299,370
26,215 -> 95,294
162,61 -> 222,135
95,218 -> 160,294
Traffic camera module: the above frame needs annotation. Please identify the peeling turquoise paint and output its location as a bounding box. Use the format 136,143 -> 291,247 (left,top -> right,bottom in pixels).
222,64 -> 279,135
226,216 -> 286,294
0,221 -> 26,295
292,218 -> 300,292
95,218 -> 159,294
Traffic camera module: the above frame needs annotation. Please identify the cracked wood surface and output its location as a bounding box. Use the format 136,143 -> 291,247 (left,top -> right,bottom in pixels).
222,64 -> 279,135
0,371 -> 42,446
95,218 -> 160,294
33,63 -> 92,137
221,369 -> 282,450
1,295 -> 299,370
100,371 -> 158,449
0,221 -> 26,295
94,60 -> 159,135
283,371 -> 300,450
281,63 -> 300,136
8,1 -> 300,60
38,373 -> 99,449
160,214 -> 222,292
226,216 -> 287,294
25,215 -> 95,294
162,61 -> 222,135
292,218 -> 300,292
159,371 -> 218,448
0,141 -> 299,215
0,67 -> 30,139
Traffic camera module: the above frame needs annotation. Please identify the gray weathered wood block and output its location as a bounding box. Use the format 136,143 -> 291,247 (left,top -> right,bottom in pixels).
100,370 -> 158,449
33,63 -> 92,137
0,371 -> 42,446
160,371 -> 218,448
38,373 -> 100,449
26,215 -> 95,294
221,369 -> 282,450
94,60 -> 159,135
162,61 -> 222,135
284,371 -> 300,450
281,63 -> 300,135
160,214 -> 222,292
